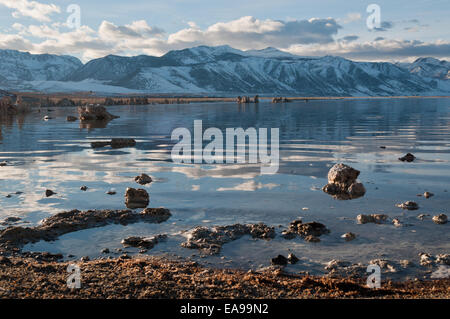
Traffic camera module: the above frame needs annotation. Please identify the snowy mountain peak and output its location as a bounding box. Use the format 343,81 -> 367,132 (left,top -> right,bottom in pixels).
0,46 -> 448,95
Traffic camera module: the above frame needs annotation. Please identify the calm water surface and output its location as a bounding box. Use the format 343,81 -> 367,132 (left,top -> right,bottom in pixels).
0,98 -> 449,279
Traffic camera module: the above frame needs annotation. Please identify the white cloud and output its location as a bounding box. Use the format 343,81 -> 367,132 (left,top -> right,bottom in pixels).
286,38 -> 450,61
340,12 -> 362,24
0,0 -> 60,22
0,15 -> 448,63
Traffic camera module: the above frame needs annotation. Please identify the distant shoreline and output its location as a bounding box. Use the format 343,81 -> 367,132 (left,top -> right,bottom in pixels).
8,92 -> 450,108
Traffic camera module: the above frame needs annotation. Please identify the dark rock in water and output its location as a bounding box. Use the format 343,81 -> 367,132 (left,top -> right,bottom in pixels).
0,208 -> 171,250
121,234 -> 167,249
396,201 -> 419,210
66,116 -> 77,122
80,186 -> 88,191
423,191 -> 434,199
271,255 -> 288,266
182,223 -> 275,255
81,256 -> 90,262
399,153 -> 416,162
287,253 -> 299,264
432,214 -> 448,225
106,190 -> 116,195
78,105 -> 119,121
111,138 -> 136,149
45,189 -> 56,197
91,138 -> 136,149
341,232 -> 357,241
322,163 -> 365,200
91,141 -> 111,148
125,187 -> 149,209
357,214 -> 388,224
101,248 -> 110,254
304,235 -> 321,242
282,219 -> 329,241
135,173 -> 153,185
0,161 -> 7,167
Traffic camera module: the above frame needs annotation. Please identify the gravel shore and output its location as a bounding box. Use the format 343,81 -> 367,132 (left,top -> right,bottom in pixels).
0,256 -> 448,299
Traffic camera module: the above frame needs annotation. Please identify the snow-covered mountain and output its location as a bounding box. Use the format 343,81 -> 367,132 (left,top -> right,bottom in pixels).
0,46 -> 448,96
0,50 -> 82,83
397,57 -> 450,80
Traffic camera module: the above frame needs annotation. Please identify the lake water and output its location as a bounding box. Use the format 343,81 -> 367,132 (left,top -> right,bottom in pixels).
1,98 -> 449,279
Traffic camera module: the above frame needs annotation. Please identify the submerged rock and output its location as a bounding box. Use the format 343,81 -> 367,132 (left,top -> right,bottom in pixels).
417,214 -> 429,220
66,116 -> 77,122
0,217 -> 21,226
341,232 -> 357,241
121,234 -> 167,249
322,163 -> 365,200
111,138 -> 136,149
282,219 -> 329,241
396,201 -> 419,210
181,223 -> 275,255
356,214 -> 388,224
80,186 -> 88,191
271,255 -> 288,266
91,138 -> 136,149
0,208 -> 171,250
399,153 -> 416,162
392,218 -> 403,227
135,173 -> 153,185
432,214 -> 448,225
125,188 -> 149,209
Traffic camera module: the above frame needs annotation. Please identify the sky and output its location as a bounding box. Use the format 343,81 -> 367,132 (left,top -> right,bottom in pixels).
0,0 -> 448,63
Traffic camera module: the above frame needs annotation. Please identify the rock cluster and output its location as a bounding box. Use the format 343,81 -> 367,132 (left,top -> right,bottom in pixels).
236,96 -> 259,103
181,223 -> 275,254
322,163 -> 366,200
0,208 -> 171,249
282,219 -> 329,242
356,214 -> 388,224
272,97 -> 290,103
78,105 -> 119,121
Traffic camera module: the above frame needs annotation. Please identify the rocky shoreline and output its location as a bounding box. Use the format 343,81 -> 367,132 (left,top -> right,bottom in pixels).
0,255 -> 448,298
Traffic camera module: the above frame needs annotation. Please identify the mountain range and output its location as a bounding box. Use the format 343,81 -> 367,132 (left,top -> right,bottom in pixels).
0,45 -> 448,96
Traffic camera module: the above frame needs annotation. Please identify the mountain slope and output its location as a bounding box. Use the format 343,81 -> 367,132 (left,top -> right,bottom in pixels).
0,50 -> 82,82
0,47 -> 448,96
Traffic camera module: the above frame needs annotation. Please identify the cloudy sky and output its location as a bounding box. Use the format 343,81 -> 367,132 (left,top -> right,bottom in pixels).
0,0 -> 448,62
